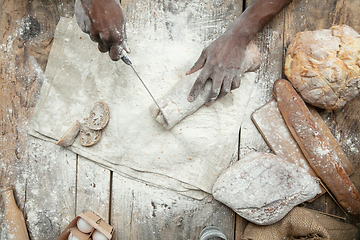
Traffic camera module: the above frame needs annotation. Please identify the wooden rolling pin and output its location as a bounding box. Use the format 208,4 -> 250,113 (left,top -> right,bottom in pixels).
273,79 -> 360,215
1,187 -> 30,240
149,40 -> 261,130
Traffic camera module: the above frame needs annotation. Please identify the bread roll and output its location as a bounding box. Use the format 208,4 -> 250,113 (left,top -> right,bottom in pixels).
273,79 -> 360,215
79,101 -> 109,147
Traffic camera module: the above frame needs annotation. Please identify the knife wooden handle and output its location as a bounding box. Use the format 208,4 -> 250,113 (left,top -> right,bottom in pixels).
273,79 -> 360,215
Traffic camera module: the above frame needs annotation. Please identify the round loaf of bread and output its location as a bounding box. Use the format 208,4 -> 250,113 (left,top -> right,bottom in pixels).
284,25 -> 360,110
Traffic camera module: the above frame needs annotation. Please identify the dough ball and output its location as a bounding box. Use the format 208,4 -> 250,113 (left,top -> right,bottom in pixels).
285,25 -> 360,109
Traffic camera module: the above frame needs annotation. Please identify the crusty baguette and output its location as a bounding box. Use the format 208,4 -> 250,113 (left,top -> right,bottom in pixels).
307,105 -> 355,176
273,79 -> 360,215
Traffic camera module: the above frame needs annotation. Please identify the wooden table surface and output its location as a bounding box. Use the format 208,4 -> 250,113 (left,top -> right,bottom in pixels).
1,0 -> 359,239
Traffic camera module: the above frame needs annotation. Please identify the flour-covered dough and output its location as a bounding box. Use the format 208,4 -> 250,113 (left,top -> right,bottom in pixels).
150,41 -> 261,130
285,25 -> 360,109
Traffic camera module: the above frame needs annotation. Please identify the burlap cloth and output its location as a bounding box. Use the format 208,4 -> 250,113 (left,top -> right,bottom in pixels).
241,207 -> 359,240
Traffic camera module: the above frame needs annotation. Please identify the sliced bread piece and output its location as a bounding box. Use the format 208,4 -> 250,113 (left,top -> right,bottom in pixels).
56,120 -> 81,147
80,122 -> 102,147
87,101 -> 110,130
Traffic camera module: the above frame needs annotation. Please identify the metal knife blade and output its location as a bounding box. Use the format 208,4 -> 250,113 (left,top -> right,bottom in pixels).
120,52 -> 169,125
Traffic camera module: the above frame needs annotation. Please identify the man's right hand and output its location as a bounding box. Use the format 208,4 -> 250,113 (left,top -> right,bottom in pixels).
75,0 -> 130,61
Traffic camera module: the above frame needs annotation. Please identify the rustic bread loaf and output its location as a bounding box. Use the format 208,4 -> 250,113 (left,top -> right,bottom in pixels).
284,25 -> 360,110
56,120 -> 81,147
212,152 -> 320,225
273,79 -> 360,215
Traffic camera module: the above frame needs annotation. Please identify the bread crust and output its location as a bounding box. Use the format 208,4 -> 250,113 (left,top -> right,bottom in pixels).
56,120 -> 81,147
212,152 -> 320,225
273,79 -> 360,215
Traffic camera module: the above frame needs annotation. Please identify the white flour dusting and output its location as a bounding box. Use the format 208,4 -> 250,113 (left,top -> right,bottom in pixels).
30,2 -> 258,200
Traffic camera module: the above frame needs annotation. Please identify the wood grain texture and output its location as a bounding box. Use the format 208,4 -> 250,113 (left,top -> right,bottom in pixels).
122,0 -> 243,45
111,173 -> 235,240
1,0 -> 360,238
0,0 -> 74,238
234,215 -> 247,240
76,156 -> 111,221
283,0 -> 360,227
24,139 -> 77,239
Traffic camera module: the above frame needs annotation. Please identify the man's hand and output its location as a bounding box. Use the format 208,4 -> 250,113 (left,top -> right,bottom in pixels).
186,32 -> 248,106
186,0 -> 293,104
75,0 -> 130,61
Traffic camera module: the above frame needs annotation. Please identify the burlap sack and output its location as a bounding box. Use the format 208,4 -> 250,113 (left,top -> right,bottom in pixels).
241,207 -> 358,240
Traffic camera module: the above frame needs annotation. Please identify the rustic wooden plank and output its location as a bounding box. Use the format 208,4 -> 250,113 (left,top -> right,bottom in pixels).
284,0 -> 360,36
76,156 -> 111,221
283,0 -> 360,227
234,215 -> 247,240
24,138 -> 77,239
122,0 -> 243,44
0,0 -> 74,238
111,172 -> 235,240
239,0 -> 286,158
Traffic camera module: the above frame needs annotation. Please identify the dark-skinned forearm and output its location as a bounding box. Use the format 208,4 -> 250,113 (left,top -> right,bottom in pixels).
226,0 -> 293,43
